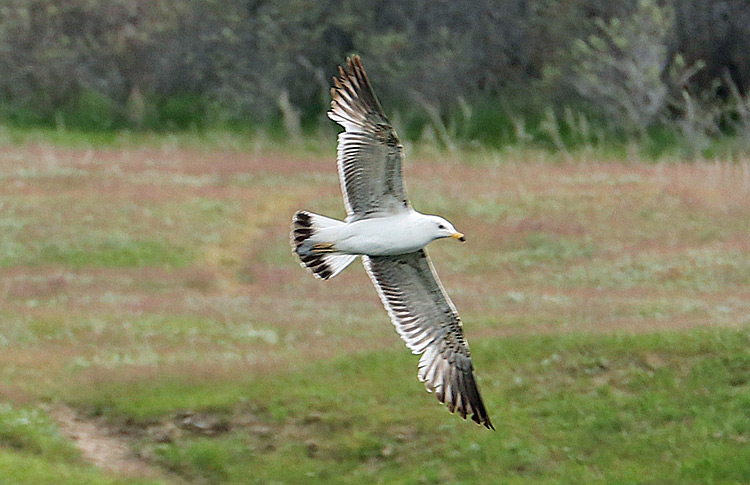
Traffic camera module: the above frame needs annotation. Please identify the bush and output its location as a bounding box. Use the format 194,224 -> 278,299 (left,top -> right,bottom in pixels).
0,0 -> 748,154
60,90 -> 118,131
553,0 -> 672,136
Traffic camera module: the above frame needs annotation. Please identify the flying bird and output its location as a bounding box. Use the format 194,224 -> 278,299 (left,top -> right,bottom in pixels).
291,56 -> 493,429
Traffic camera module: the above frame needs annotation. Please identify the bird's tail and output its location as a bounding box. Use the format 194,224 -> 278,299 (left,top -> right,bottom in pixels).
291,211 -> 357,280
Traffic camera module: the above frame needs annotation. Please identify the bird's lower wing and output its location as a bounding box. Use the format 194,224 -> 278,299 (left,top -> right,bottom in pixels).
362,250 -> 493,429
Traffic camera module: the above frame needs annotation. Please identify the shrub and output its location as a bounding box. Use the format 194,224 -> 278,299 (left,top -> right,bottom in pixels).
556,0 -> 673,136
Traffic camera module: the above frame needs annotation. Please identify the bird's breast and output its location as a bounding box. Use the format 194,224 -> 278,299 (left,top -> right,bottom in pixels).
335,216 -> 430,256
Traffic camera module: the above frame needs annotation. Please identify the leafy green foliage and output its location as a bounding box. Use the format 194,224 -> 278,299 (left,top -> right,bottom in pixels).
154,95 -> 207,131
60,91 -> 119,131
1,0 -> 749,154
553,0 -> 672,135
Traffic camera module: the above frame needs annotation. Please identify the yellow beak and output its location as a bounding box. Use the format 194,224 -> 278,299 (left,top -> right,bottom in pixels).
450,232 -> 466,242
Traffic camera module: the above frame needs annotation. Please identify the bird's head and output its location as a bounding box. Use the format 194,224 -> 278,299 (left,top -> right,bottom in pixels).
428,216 -> 465,243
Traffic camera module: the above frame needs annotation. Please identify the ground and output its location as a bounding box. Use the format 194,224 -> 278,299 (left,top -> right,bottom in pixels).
0,139 -> 748,483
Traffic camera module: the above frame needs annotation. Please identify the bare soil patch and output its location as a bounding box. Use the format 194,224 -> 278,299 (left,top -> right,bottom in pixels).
47,404 -> 171,480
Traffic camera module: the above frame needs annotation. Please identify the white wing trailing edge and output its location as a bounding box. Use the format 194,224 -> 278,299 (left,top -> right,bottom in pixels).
364,250 -> 493,429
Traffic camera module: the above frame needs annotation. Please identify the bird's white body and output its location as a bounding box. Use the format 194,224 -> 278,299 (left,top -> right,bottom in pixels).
307,211 -> 460,256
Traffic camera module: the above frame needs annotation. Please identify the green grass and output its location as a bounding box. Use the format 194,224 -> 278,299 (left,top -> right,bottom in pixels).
0,236 -> 192,268
53,330 -> 750,484
38,238 -> 192,268
2,119 -> 750,162
0,404 -> 80,461
0,140 -> 748,483
0,452 -> 144,485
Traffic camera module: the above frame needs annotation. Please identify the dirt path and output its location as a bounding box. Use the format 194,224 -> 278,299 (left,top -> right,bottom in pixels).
47,404 -> 171,481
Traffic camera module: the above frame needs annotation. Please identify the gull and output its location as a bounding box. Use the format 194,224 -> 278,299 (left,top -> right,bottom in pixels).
291,56 -> 493,429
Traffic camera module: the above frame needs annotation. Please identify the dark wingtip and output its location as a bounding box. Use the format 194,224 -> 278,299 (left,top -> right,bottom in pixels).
470,397 -> 494,430
330,54 -> 387,121
460,365 -> 494,430
482,416 -> 495,431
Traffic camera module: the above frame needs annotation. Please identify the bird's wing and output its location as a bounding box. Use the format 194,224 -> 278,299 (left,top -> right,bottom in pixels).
328,56 -> 409,220
362,249 -> 493,429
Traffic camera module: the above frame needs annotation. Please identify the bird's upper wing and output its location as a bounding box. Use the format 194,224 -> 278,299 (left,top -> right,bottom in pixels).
362,250 -> 493,429
328,56 -> 409,220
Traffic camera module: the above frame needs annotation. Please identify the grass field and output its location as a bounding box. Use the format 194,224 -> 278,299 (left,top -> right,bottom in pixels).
0,137 -> 749,483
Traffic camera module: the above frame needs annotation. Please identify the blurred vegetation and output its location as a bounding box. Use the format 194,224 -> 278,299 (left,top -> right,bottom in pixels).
1,0 -> 750,155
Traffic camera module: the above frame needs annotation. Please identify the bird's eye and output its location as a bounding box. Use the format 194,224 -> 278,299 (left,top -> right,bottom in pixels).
438,224 -> 445,229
